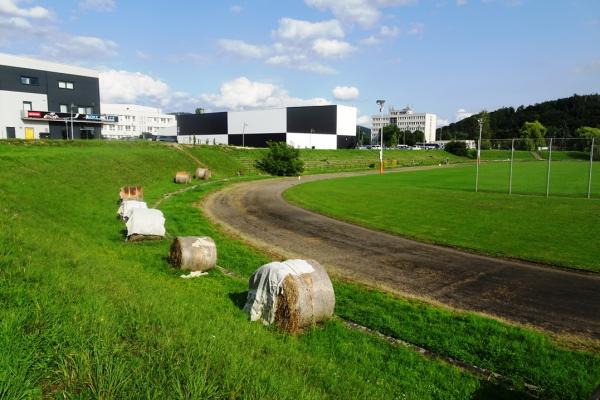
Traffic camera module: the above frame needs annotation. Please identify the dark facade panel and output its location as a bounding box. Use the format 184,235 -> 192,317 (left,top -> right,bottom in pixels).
0,65 -> 48,94
337,135 -> 357,149
287,105 -> 337,134
48,122 -> 100,140
46,72 -> 101,115
228,133 -> 286,148
177,113 -> 228,135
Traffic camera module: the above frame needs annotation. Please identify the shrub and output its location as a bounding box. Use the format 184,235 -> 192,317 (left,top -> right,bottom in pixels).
445,140 -> 468,157
255,141 -> 305,176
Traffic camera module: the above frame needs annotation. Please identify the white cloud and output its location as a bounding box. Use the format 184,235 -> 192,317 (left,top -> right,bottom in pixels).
332,86 -> 359,100
379,25 -> 399,38
456,0 -> 467,6
312,38 -> 354,58
0,0 -> 50,18
135,50 -> 149,59
40,35 -> 118,61
357,115 -> 371,126
229,4 -> 242,13
437,118 -> 449,128
273,18 -> 344,41
218,39 -> 269,59
99,69 -> 200,111
305,0 -> 416,28
407,22 -> 424,36
359,35 -> 380,46
456,108 -> 473,122
201,76 -> 329,110
266,54 -> 336,74
79,0 -> 115,12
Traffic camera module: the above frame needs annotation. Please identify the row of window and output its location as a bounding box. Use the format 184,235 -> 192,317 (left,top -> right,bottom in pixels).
21,101 -> 93,114
105,125 -> 162,132
20,76 -> 75,90
120,115 -> 173,123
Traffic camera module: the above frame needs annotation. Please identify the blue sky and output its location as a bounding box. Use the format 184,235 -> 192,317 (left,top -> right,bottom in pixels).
0,0 -> 599,125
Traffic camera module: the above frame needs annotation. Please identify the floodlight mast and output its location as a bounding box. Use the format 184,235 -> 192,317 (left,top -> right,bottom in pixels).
376,99 -> 385,175
475,118 -> 483,192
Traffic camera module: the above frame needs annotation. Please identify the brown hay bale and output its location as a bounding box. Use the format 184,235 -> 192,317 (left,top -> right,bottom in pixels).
174,171 -> 191,184
119,186 -> 144,201
195,167 -> 212,180
169,236 -> 217,271
274,260 -> 335,333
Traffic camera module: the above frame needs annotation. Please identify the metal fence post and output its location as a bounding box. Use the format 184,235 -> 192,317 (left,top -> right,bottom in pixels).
546,138 -> 553,198
509,138 -> 514,195
589,137 -> 595,199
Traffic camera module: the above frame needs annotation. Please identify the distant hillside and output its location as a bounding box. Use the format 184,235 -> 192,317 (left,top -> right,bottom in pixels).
438,94 -> 600,140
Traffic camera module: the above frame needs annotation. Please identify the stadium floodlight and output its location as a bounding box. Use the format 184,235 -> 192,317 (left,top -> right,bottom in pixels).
376,100 -> 385,175
475,118 -> 483,192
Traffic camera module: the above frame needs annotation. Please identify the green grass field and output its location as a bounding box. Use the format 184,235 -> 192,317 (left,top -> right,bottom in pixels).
285,161 -> 600,271
1,141 -> 599,399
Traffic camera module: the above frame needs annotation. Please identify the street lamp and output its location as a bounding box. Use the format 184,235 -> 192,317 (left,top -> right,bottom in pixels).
376,99 -> 385,174
475,118 -> 483,192
242,122 -> 248,147
70,103 -> 75,140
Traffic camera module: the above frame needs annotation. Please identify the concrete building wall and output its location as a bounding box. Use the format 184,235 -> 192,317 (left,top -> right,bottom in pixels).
0,91 -> 49,139
227,109 -> 286,135
101,103 -> 176,138
287,132 -> 337,149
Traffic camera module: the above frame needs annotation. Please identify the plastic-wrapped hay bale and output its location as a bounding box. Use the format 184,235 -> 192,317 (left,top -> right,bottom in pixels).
195,167 -> 212,180
117,200 -> 147,221
126,208 -> 165,241
243,259 -> 335,332
169,236 -> 217,271
174,171 -> 191,184
119,186 -> 144,201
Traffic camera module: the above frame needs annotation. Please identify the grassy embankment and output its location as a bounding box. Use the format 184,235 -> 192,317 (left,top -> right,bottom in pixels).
285,161 -> 600,271
1,141 -> 598,399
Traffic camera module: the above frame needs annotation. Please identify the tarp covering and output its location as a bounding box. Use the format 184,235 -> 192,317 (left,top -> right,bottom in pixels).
117,200 -> 147,221
244,259 -> 315,324
126,208 -> 165,238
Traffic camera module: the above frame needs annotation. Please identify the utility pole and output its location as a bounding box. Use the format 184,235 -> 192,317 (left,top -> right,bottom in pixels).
70,103 -> 75,140
475,118 -> 483,192
242,122 -> 247,147
376,100 -> 385,175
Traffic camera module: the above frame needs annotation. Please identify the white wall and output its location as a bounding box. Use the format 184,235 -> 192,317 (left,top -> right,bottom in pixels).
0,90 -> 49,139
287,133 -> 337,149
336,105 -> 357,136
101,103 -> 176,138
177,135 -> 228,145
227,108 -> 286,135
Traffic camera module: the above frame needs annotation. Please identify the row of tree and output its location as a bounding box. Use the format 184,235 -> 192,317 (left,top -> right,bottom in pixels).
355,125 -> 425,147
437,94 -> 600,141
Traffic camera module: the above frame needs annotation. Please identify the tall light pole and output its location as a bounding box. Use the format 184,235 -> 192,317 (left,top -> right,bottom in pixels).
242,122 -> 248,147
70,103 -> 75,140
376,100 -> 385,175
475,117 -> 483,192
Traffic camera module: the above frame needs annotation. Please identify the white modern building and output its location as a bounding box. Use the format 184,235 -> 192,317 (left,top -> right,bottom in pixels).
371,106 -> 437,144
0,53 -> 117,140
101,104 -> 176,139
176,105 -> 357,149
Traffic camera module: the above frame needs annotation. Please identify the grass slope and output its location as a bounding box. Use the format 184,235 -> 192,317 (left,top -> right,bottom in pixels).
285,162 -> 600,271
1,141 -> 598,399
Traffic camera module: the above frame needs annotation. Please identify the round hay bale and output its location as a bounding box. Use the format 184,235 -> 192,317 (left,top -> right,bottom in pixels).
169,236 -> 217,271
174,171 -> 191,184
274,260 -> 334,332
119,186 -> 144,201
195,167 -> 212,180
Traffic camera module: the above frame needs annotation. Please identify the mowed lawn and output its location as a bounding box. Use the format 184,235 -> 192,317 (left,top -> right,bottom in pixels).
1,142 -> 599,399
285,161 -> 600,271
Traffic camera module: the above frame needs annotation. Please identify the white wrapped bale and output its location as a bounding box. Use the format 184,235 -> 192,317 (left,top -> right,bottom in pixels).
195,168 -> 212,180
244,259 -> 335,332
169,236 -> 217,272
117,200 -> 147,221
126,208 -> 165,241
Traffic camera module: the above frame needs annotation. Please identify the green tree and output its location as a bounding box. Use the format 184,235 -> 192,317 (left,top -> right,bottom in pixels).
520,120 -> 547,151
195,107 -> 204,115
576,126 -> 600,139
255,141 -> 304,176
382,125 -> 400,147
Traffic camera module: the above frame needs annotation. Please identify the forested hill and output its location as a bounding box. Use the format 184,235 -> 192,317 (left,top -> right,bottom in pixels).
438,94 -> 600,140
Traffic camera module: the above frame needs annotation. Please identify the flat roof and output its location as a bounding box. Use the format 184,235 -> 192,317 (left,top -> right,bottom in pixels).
0,53 -> 98,78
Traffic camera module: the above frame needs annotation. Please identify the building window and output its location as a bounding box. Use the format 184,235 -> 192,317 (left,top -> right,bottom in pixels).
22,101 -> 32,111
21,76 -> 39,85
85,107 -> 93,114
59,104 -> 68,113
58,81 -> 74,90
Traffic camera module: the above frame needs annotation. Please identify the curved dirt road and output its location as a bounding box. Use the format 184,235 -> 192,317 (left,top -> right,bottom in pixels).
204,170 -> 600,338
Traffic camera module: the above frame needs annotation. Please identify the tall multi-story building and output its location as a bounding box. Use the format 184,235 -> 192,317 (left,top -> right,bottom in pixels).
176,105 -> 357,149
0,53 -> 117,140
371,106 -> 437,144
100,104 -> 176,139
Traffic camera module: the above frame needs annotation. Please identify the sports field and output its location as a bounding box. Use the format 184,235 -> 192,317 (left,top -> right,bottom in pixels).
1,142 -> 599,399
285,161 -> 600,271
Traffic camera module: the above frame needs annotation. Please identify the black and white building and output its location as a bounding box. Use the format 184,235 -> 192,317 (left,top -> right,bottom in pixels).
176,105 -> 357,149
0,53 -> 117,140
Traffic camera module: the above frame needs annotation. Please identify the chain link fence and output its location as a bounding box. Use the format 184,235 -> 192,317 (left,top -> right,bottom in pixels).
474,138 -> 598,198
